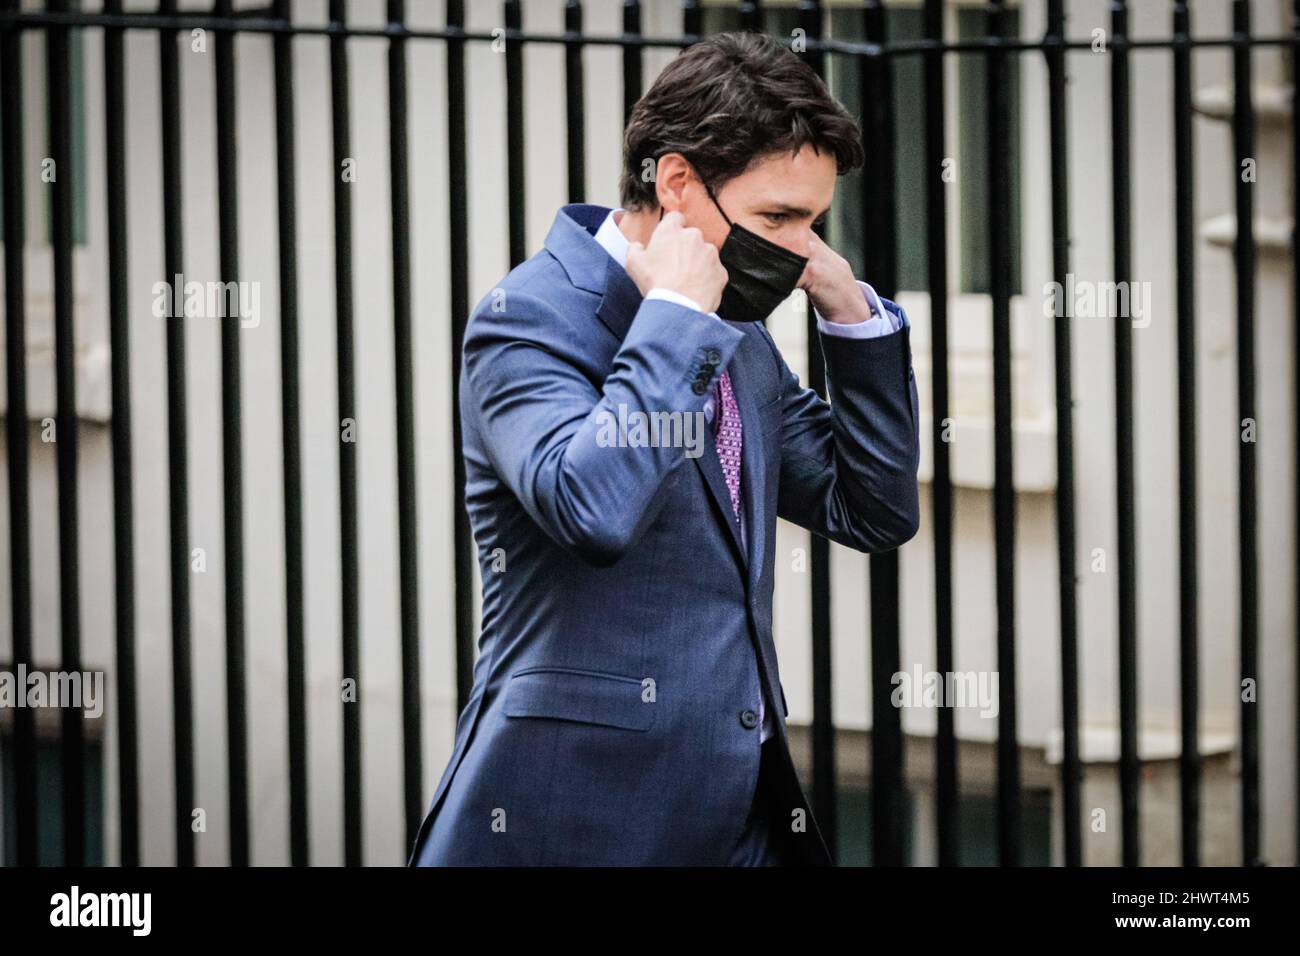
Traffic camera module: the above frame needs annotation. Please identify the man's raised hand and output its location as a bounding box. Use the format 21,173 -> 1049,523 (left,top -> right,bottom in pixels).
625,210 -> 728,315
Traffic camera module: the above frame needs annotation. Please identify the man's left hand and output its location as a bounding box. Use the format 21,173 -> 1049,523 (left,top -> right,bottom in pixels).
797,231 -> 873,325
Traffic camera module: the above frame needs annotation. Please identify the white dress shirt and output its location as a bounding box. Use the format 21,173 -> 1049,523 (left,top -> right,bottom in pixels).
592,207 -> 899,743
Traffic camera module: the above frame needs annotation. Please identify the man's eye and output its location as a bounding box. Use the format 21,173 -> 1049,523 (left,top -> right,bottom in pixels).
763,212 -> 788,225
812,214 -> 827,228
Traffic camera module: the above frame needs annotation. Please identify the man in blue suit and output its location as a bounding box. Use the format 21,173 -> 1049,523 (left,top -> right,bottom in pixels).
409,31 -> 919,866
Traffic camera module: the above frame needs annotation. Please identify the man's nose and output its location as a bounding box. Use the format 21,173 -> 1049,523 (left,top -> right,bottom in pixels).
783,227 -> 814,258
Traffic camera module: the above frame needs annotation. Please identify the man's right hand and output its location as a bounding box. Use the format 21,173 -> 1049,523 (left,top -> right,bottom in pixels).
625,210 -> 729,315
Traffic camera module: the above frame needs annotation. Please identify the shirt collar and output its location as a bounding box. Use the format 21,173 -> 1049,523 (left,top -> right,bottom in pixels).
593,207 -> 631,269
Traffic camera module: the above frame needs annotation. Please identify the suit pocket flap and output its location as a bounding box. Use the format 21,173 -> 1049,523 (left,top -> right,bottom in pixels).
504,667 -> 655,732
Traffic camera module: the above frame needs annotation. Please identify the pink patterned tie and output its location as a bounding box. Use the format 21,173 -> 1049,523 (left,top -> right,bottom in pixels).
713,369 -> 743,519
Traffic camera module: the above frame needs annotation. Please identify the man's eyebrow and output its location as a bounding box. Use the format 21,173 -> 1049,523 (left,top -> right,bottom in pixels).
757,202 -> 832,218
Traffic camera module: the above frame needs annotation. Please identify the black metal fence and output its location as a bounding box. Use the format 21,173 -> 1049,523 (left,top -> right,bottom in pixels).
0,0 -> 1292,867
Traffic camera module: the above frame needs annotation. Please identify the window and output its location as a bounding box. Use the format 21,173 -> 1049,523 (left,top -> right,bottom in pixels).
1,704 -> 106,866
804,780 -> 1050,865
0,1 -> 105,424
826,2 -> 1022,295
821,785 -> 1055,868
699,2 -> 799,38
699,1 -> 1022,295
954,5 -> 1021,295
0,1 -> 90,246
826,784 -> 916,866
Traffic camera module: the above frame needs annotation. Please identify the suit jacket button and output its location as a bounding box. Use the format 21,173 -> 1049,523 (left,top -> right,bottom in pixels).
692,380 -> 709,395
739,709 -> 759,729
704,348 -> 722,364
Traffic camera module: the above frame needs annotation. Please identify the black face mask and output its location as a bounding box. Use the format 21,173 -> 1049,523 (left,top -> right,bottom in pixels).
702,181 -> 809,323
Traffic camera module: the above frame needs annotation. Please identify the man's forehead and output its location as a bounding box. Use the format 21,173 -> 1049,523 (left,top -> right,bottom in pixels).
729,151 -> 837,209
734,182 -> 835,216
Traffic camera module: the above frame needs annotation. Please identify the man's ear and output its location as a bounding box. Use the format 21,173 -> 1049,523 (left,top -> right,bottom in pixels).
654,152 -> 693,214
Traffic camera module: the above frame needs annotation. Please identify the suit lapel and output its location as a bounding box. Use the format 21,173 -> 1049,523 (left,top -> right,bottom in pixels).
594,255 -> 640,344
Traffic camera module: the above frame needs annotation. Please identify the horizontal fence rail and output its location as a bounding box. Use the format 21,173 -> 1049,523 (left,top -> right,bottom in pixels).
0,0 -> 1292,867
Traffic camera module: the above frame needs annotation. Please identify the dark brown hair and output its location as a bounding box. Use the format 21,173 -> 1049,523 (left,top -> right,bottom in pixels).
619,31 -> 865,211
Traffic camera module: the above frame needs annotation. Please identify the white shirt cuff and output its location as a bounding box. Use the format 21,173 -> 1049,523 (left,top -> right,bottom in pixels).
815,280 -> 901,338
647,287 -> 706,314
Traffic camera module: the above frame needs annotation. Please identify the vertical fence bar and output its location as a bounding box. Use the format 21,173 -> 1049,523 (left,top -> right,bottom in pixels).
987,0 -> 1019,867
622,0 -> 641,127
272,0 -> 309,867
47,0 -> 85,867
327,0 -> 361,866
213,0 -> 249,868
682,0 -> 701,39
0,0 -> 37,868
1231,0 -> 1260,868
795,0 -> 836,863
505,0 -> 525,266
862,0 -> 904,868
446,0 -> 474,724
387,0 -> 424,859
1171,0 -> 1200,868
1110,0 -> 1140,868
564,0 -> 585,203
103,0 -> 139,868
1293,0 -> 1300,872
158,0 -> 195,868
924,0 -> 958,867
1046,0 -> 1081,869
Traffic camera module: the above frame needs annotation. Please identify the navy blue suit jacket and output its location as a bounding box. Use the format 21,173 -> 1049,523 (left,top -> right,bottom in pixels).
408,204 -> 920,866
